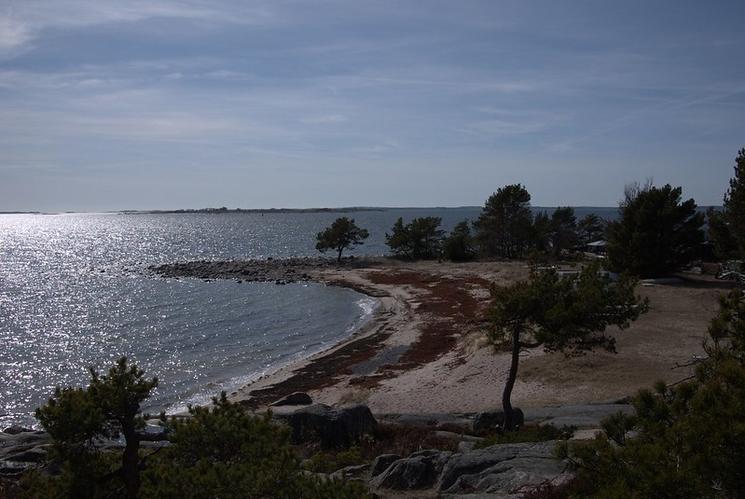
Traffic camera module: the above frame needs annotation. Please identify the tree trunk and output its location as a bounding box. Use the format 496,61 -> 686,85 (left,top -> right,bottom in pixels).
337,246 -> 343,262
122,425 -> 140,499
502,328 -> 521,431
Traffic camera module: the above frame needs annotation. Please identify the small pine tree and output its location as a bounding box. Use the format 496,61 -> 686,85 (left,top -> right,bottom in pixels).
315,217 -> 369,262
141,393 -> 369,498
443,220 -> 477,262
33,357 -> 157,499
488,264 -> 648,430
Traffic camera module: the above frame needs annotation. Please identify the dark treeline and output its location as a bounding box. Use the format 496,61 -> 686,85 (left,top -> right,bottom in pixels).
314,147 -> 744,279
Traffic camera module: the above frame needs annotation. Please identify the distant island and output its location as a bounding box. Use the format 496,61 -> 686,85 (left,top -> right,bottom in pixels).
117,206 -> 392,214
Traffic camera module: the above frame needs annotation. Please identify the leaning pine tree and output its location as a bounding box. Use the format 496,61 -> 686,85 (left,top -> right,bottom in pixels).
488,263 -> 648,431
315,217 -> 369,262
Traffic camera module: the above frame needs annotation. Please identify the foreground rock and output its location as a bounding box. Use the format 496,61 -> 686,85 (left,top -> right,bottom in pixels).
371,449 -> 452,490
0,431 -> 51,475
278,404 -> 377,448
371,440 -> 571,497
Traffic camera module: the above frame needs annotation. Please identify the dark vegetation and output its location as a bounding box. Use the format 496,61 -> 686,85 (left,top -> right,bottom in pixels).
442,220 -> 477,261
554,288 -> 745,498
21,360 -> 367,499
474,183 -> 534,258
385,216 -> 444,259
315,217 -> 369,261
707,148 -> 745,261
606,182 -> 705,277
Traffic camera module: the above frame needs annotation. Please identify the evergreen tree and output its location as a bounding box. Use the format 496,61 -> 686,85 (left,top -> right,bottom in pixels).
531,211 -> 552,254
33,357 -> 157,499
28,361 -> 366,499
141,393 -> 368,498
549,207 -> 578,257
488,263 -> 647,430
563,289 -> 745,498
474,184 -> 534,258
315,217 -> 369,262
385,217 -> 444,260
713,148 -> 745,260
606,183 -> 705,277
443,220 -> 477,262
707,207 -> 738,261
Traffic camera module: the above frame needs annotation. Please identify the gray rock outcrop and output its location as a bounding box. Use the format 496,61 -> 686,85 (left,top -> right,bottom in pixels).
371,440 -> 571,497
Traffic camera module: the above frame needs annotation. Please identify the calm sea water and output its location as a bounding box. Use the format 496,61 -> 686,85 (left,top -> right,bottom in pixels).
0,207 -> 618,427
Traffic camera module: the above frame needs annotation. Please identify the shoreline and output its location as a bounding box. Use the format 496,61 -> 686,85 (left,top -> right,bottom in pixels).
150,257 -> 734,415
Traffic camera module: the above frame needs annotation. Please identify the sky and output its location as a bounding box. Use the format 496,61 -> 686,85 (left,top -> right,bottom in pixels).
1,0 -> 744,211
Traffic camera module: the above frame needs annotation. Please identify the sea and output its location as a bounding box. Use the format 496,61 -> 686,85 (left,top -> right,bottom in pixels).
0,206 -> 619,427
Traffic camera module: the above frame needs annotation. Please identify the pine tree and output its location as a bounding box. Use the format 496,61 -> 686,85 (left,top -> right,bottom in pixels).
315,217 -> 369,262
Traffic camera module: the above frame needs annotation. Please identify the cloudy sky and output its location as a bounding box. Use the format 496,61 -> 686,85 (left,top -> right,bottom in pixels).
1,0 -> 744,211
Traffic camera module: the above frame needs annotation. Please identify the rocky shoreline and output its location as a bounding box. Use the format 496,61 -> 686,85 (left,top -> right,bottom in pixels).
148,256 -> 380,285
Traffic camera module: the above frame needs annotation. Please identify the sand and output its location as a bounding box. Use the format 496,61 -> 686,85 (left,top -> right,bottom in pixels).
220,259 -> 735,414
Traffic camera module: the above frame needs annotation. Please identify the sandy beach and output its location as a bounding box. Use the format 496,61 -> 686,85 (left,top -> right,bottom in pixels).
151,258 -> 735,414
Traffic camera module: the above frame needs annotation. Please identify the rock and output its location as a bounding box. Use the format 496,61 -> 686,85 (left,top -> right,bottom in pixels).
370,454 -> 401,477
270,392 -> 313,407
3,445 -> 48,463
3,425 -> 33,435
371,450 -> 451,491
374,456 -> 433,490
282,404 -> 377,448
472,408 -> 524,433
457,441 -> 477,453
439,440 -> 570,495
525,404 -> 633,429
329,464 -> 369,481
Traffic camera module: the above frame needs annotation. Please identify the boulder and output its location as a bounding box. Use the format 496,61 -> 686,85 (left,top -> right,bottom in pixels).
329,464 -> 369,481
439,440 -> 570,494
370,453 -> 401,477
271,392 -> 313,407
282,404 -> 377,448
3,425 -> 33,435
371,449 -> 452,490
2,445 -> 48,463
472,408 -> 524,433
